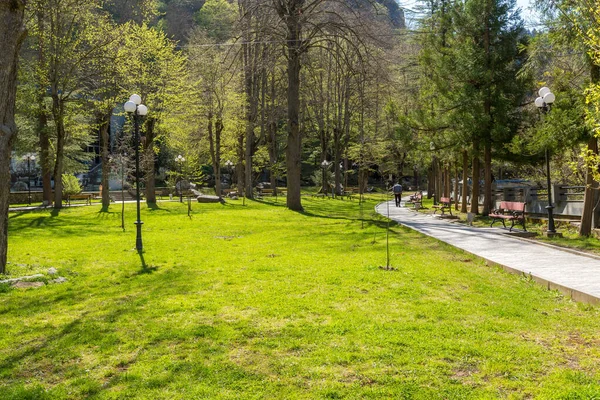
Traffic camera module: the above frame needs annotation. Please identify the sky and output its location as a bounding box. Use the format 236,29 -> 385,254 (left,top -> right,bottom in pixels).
400,0 -> 541,29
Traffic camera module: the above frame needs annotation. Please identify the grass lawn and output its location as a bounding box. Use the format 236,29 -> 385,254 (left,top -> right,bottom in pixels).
2,196 -> 600,399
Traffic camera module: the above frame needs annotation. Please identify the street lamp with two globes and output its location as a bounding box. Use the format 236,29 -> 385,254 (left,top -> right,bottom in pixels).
175,154 -> 185,203
534,86 -> 560,237
123,94 -> 148,251
23,153 -> 36,205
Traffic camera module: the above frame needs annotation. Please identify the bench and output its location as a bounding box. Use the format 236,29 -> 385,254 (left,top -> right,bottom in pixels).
222,189 -> 238,198
342,187 -> 360,200
491,201 -> 526,230
406,192 -> 424,208
155,188 -> 172,200
490,201 -> 526,231
259,188 -> 286,197
432,196 -> 452,216
66,194 -> 92,206
342,190 -> 355,200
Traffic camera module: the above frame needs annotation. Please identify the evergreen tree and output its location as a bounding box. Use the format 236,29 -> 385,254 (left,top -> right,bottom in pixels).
444,0 -> 529,214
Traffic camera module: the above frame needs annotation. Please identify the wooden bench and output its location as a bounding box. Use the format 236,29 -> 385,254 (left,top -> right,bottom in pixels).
342,191 -> 354,200
259,188 -> 286,196
490,201 -> 526,231
155,188 -> 172,200
406,192 -> 424,208
221,189 -> 238,198
66,193 -> 92,206
432,196 -> 452,216
342,187 -> 360,200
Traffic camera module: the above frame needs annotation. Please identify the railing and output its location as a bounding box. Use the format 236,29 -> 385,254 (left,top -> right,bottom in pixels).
557,186 -> 585,202
453,184 -> 586,218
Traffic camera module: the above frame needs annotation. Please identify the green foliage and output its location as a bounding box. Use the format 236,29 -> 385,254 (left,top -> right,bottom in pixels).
415,0 -> 530,162
194,0 -> 236,42
61,174 -> 82,196
103,0 -> 160,24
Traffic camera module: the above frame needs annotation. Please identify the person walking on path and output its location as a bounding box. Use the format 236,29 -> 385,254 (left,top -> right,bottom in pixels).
392,182 -> 403,207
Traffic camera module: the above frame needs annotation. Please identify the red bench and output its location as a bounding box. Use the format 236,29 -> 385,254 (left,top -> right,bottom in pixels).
432,196 -> 452,216
490,201 -> 526,231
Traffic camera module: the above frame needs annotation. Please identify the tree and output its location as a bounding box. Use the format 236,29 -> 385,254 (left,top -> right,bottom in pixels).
116,23 -> 187,205
24,0 -> 118,209
270,0 -> 375,210
417,0 -> 528,215
534,0 -> 600,235
186,28 -> 240,196
0,0 -> 27,274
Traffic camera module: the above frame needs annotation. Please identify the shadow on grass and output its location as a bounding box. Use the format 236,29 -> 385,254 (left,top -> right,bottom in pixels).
135,250 -> 158,275
0,312 -> 89,374
249,198 -> 288,208
147,203 -> 170,212
252,196 -> 393,230
8,210 -> 31,220
8,213 -> 113,238
96,210 -> 121,219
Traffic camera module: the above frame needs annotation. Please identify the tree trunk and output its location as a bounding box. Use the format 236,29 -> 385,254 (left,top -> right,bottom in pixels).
436,158 -> 442,203
461,149 -> 468,213
580,62 -> 600,235
334,128 -> 342,195
284,12 -> 303,211
482,141 -> 492,215
100,112 -> 111,210
207,111 -> 218,195
0,0 -> 27,273
36,12 -> 52,206
427,166 -> 433,199
52,94 -> 65,209
39,107 -> 53,206
240,4 -> 260,200
444,164 -> 450,198
268,120 -> 277,193
482,0 -> 493,216
0,134 -> 14,275
470,146 -> 480,214
454,162 -> 459,210
579,136 -> 598,235
237,131 -> 244,195
215,117 -> 223,196
144,118 -> 156,204
268,73 -> 278,194
320,133 -> 328,193
244,119 -> 255,198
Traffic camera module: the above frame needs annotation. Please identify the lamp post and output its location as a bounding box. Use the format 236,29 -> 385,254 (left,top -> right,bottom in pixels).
124,94 -> 148,252
23,153 -> 35,205
225,160 -> 234,189
321,160 -> 330,196
175,154 -> 185,203
535,86 -> 558,236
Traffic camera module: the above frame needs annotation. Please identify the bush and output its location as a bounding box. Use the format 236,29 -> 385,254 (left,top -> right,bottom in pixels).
12,181 -> 28,191
62,175 -> 82,196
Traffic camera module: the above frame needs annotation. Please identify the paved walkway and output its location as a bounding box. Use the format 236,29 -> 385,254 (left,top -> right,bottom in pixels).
376,200 -> 600,304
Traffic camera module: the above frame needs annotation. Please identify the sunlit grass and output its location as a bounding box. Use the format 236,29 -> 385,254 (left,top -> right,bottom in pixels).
1,196 -> 600,399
